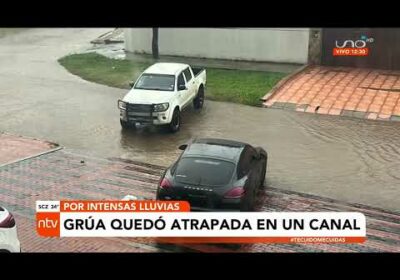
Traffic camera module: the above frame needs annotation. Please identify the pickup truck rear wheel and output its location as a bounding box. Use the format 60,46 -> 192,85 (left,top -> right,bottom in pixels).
169,109 -> 181,133
193,86 -> 205,110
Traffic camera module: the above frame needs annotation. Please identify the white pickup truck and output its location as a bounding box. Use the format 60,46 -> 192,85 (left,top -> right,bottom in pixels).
118,62 -> 206,133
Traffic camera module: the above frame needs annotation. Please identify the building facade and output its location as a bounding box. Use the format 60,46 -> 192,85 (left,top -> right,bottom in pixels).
124,28 -> 311,64
125,28 -> 400,70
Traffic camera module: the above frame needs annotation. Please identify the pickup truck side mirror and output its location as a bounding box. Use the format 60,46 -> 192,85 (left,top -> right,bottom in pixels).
178,84 -> 187,91
129,81 -> 135,88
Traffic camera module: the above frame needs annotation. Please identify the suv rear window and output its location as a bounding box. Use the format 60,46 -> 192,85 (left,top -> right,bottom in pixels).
174,157 -> 235,186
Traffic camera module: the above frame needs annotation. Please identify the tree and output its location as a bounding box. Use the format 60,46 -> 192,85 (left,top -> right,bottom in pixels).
152,28 -> 159,60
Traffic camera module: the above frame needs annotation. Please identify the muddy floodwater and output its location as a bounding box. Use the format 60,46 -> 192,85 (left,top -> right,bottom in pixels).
0,28 -> 399,211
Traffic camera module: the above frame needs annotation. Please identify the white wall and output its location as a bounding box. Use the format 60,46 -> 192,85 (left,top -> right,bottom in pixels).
124,28 -> 310,64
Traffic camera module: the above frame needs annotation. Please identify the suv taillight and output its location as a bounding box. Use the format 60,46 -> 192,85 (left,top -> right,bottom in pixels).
0,213 -> 16,228
159,178 -> 172,190
224,187 -> 245,199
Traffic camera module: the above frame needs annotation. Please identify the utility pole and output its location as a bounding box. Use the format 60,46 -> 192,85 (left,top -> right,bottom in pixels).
152,28 -> 159,60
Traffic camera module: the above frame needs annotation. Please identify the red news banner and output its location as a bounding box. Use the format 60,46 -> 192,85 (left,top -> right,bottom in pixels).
36,200 -> 189,237
333,48 -> 369,56
36,200 -> 367,244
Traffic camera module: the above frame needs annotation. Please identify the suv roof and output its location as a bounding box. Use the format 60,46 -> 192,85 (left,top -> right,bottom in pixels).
183,138 -> 247,163
144,63 -> 189,76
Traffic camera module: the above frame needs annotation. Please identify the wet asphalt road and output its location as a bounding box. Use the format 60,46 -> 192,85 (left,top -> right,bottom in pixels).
0,28 -> 399,211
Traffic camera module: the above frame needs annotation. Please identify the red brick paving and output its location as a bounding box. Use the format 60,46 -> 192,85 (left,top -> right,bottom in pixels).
0,135 -> 399,252
16,214 -> 161,252
0,133 -> 58,166
262,65 -> 400,121
0,151 -> 399,252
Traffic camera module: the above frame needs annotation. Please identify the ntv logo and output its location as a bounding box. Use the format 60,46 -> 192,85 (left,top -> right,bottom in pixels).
335,35 -> 374,48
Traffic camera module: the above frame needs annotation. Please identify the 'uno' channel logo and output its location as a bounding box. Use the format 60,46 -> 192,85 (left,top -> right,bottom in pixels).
333,35 -> 374,56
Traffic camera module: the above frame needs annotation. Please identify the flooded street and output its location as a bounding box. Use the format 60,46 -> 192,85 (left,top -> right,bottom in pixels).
0,28 -> 399,211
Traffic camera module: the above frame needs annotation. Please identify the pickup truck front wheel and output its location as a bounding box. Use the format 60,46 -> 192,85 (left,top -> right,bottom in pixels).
120,119 -> 132,129
193,86 -> 205,110
169,109 -> 180,133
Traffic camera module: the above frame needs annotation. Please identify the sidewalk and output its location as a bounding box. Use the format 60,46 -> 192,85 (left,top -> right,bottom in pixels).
0,133 -> 58,166
85,45 -> 302,73
1,134 -> 399,252
125,53 -> 303,74
262,65 -> 400,121
87,29 -> 302,73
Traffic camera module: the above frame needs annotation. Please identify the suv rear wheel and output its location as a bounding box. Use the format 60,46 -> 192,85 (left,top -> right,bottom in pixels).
259,159 -> 267,188
240,190 -> 255,212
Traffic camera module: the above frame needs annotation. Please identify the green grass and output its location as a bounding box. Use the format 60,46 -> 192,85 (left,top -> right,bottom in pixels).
58,53 -> 286,106
205,68 -> 285,106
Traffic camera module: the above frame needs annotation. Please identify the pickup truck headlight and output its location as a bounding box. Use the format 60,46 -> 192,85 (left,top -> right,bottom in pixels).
153,103 -> 169,112
118,100 -> 126,110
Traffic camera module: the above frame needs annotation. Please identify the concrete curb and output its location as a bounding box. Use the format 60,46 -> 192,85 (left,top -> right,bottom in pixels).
260,64 -> 313,106
90,28 -> 124,45
0,146 -> 63,169
271,103 -> 400,122
90,30 -> 114,42
0,132 -> 59,147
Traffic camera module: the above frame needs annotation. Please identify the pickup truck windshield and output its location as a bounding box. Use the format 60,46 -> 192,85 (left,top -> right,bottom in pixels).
134,74 -> 175,91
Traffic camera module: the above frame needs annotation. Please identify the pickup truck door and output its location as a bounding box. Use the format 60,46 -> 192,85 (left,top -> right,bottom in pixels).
183,67 -> 197,107
177,72 -> 188,107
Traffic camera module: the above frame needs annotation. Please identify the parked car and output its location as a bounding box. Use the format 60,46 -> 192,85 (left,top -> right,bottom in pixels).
156,138 -> 268,211
118,62 -> 206,132
0,207 -> 21,252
